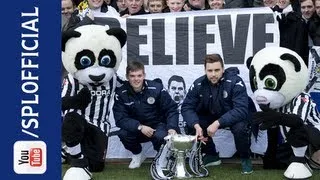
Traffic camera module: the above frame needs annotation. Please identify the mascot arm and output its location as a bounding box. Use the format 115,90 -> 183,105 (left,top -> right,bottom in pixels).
253,106 -> 304,130
62,87 -> 91,111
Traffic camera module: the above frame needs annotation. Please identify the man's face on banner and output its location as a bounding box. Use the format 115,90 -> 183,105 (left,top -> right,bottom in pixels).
169,81 -> 186,103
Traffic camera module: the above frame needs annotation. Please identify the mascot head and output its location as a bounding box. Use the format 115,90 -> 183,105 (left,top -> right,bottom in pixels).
62,24 -> 127,86
247,47 -> 308,109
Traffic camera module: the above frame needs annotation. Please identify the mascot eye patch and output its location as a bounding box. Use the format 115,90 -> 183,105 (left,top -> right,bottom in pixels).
98,49 -> 116,68
259,64 -> 285,91
75,50 -> 95,70
280,53 -> 301,72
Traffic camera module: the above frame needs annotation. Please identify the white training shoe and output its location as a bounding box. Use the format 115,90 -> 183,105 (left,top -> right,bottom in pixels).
129,152 -> 146,169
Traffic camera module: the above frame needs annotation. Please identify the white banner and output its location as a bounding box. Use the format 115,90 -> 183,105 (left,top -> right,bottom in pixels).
307,46 -> 320,115
308,46 -> 320,92
98,7 -> 280,159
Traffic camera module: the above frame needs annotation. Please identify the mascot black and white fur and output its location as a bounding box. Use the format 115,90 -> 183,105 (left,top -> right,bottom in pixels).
61,24 -> 126,180
247,47 -> 320,179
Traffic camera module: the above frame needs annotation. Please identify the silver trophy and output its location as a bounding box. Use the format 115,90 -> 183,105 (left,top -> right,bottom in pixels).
170,134 -> 197,179
150,134 -> 209,180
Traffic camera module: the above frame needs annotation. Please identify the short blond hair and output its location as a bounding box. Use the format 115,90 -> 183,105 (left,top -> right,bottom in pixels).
148,0 -> 166,6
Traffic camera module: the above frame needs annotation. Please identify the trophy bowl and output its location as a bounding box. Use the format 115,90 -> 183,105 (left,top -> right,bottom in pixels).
171,134 -> 196,152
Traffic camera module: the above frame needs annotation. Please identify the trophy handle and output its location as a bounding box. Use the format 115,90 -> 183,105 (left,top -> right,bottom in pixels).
188,141 -> 209,177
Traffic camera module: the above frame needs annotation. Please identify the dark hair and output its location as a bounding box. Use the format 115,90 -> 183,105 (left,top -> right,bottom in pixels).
168,75 -> 186,89
126,60 -> 145,75
68,0 -> 76,6
300,0 -> 314,3
204,54 -> 224,68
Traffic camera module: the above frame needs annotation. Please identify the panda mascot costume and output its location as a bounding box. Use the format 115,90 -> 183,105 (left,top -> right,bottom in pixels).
61,24 -> 126,180
247,47 -> 320,179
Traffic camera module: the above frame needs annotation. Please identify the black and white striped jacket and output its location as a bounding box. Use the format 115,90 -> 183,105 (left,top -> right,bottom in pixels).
278,92 -> 320,139
61,73 -> 122,134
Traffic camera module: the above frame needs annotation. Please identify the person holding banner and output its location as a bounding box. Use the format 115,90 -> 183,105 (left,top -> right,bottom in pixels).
274,0 -> 309,66
112,0 -> 128,13
148,0 -> 166,13
120,0 -> 149,17
181,54 -> 253,174
308,0 -> 320,45
163,0 -> 185,12
300,0 -> 315,22
207,0 -> 225,9
184,0 -> 209,10
65,0 -> 119,31
113,60 -> 180,169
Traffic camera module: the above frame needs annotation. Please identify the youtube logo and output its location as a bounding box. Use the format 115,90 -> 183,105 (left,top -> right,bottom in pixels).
13,141 -> 47,174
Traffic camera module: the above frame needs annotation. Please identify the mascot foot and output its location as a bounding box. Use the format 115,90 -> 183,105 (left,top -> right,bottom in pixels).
284,162 -> 312,179
63,167 -> 92,180
63,158 -> 92,180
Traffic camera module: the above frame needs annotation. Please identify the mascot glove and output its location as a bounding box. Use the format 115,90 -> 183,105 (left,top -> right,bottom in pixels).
253,106 -> 303,130
62,88 -> 91,111
74,88 -> 91,110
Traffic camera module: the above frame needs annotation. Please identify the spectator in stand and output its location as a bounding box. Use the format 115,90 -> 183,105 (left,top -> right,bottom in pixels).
148,0 -> 166,13
184,0 -> 209,11
65,0 -> 119,30
266,0 -> 295,13
308,0 -> 320,45
300,0 -> 315,22
254,0 -> 300,12
62,0 -> 76,32
120,0 -> 149,17
262,0 -> 277,7
224,0 -> 251,8
112,0 -> 128,13
144,0 -> 150,12
163,0 -> 185,12
104,0 -> 112,5
62,0 -> 76,20
61,0 -> 76,82
316,0 -> 320,15
278,0 -> 291,9
208,0 -> 225,9
78,0 -> 119,17
272,0 -> 310,66
73,0 -> 83,6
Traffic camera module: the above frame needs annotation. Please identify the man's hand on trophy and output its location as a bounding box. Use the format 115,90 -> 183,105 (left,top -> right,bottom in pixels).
140,125 -> 156,138
194,124 -> 204,140
207,120 -> 220,137
168,129 -> 177,135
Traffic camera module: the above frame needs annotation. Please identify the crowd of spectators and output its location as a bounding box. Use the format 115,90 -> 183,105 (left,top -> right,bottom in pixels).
60,0 -> 320,175
61,0 -> 320,65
